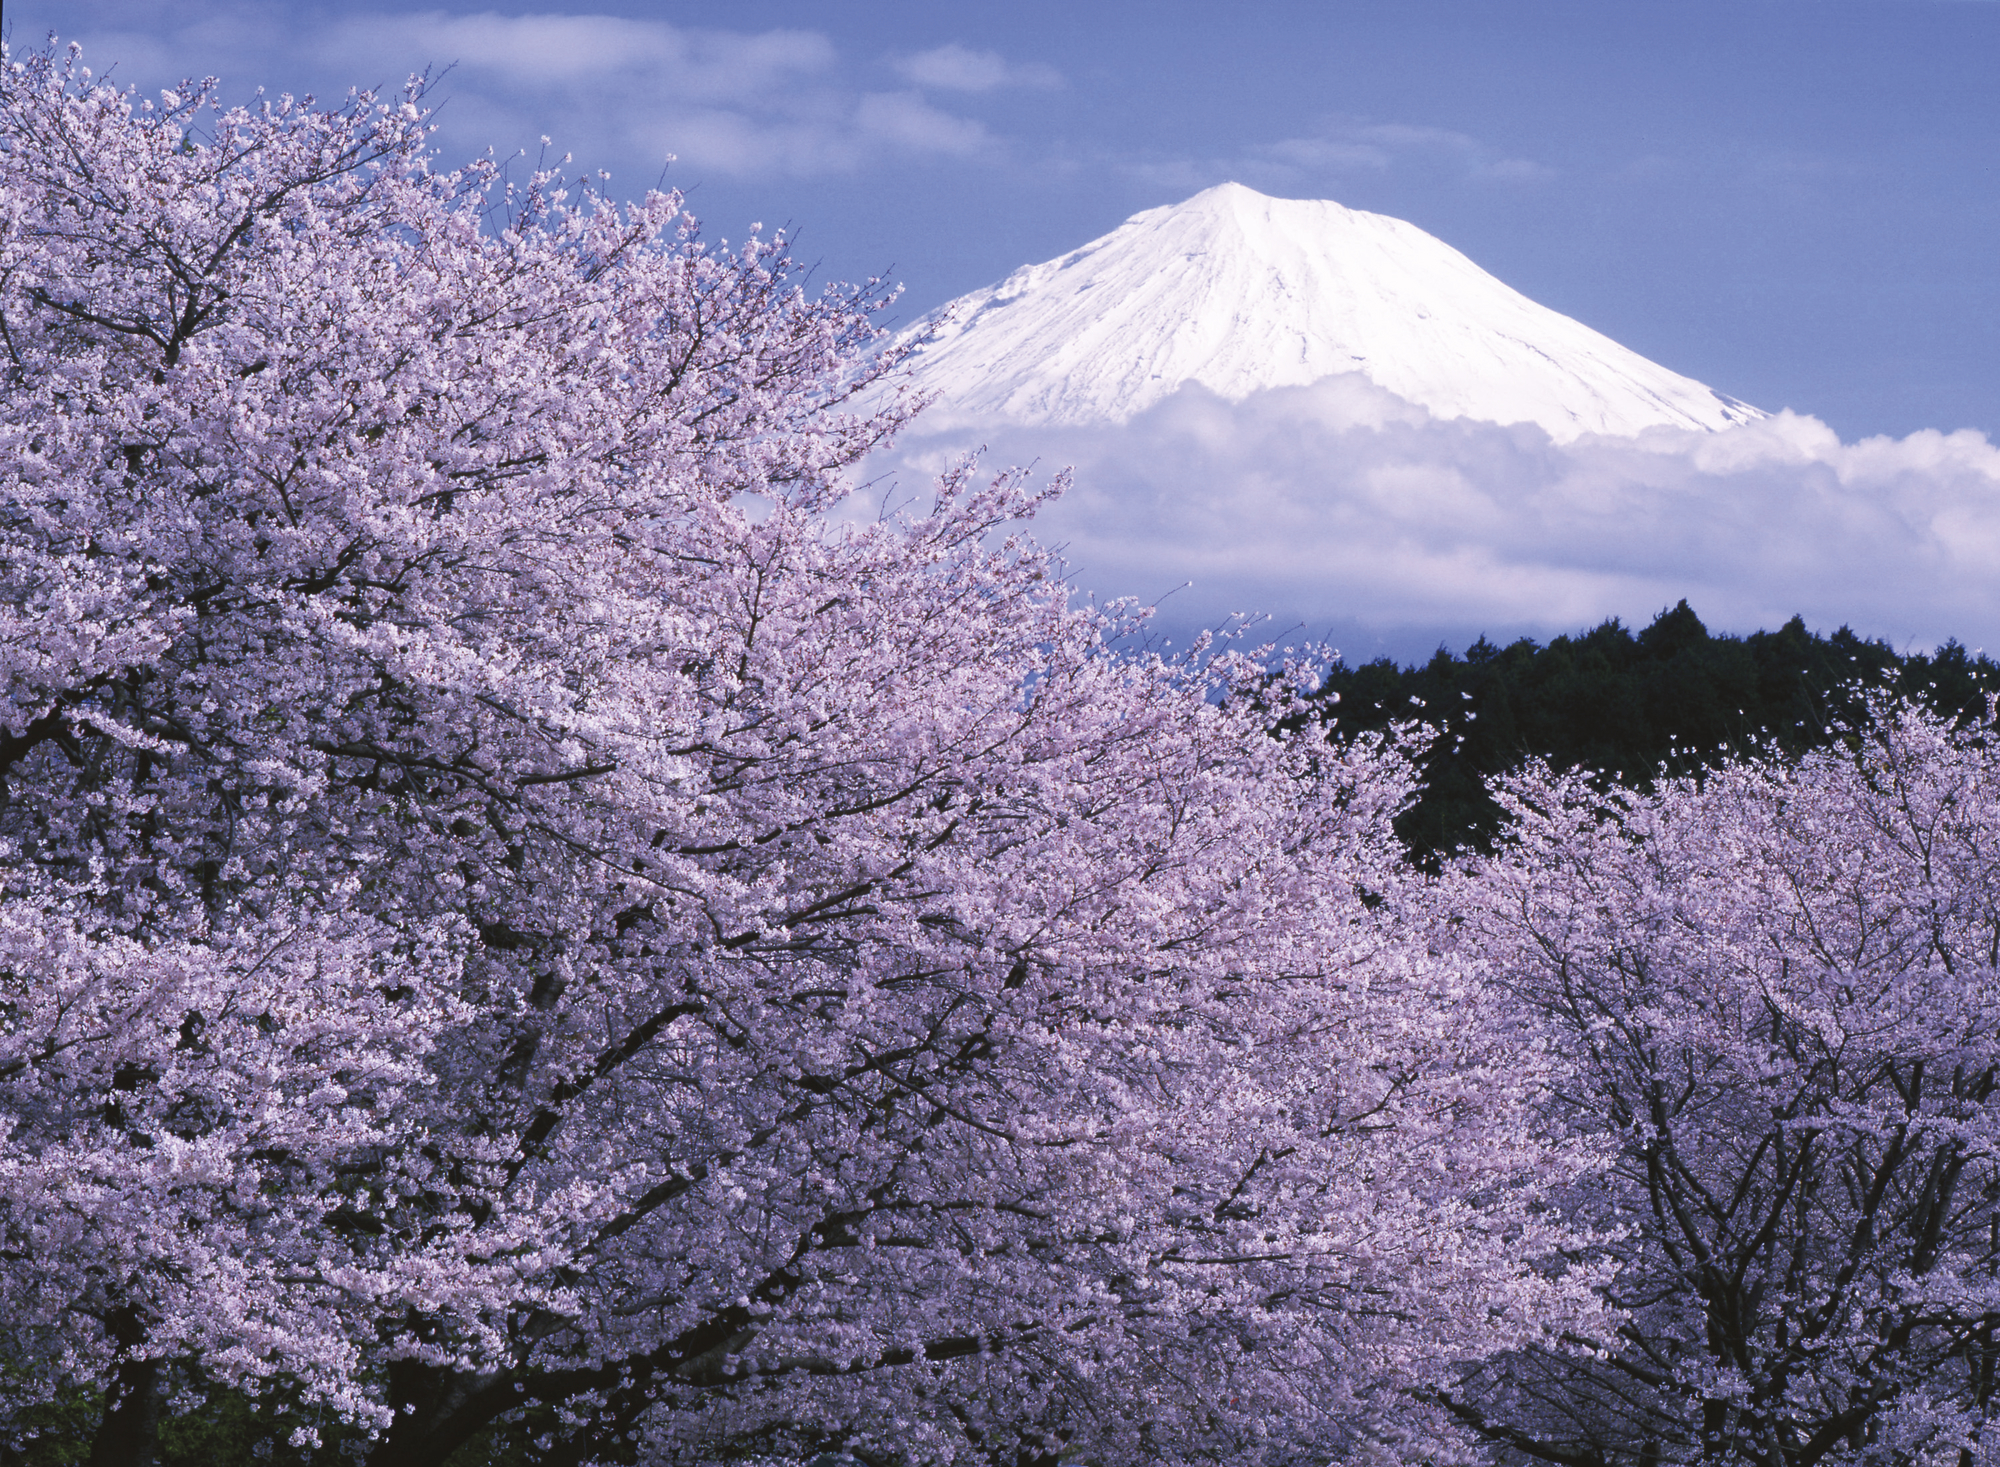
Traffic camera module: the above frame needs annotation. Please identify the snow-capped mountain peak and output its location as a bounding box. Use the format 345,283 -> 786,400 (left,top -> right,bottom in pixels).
895,182 -> 1761,442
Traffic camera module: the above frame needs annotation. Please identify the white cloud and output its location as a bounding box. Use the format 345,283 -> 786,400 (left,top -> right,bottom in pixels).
68,9 -> 1002,181
1130,118 -> 1555,196
873,380 -> 2000,656
333,13 -> 990,176
1483,156 -> 1557,182
853,91 -> 990,156
625,91 -> 987,176
1281,122 -> 1555,184
322,12 -> 837,95
1259,137 -> 1393,172
892,44 -> 1061,93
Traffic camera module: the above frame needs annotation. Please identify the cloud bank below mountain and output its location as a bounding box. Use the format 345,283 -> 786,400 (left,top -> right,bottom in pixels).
872,375 -> 2000,661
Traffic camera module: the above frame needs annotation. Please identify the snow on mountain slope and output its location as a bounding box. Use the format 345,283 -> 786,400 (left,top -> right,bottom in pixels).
894,183 -> 1762,443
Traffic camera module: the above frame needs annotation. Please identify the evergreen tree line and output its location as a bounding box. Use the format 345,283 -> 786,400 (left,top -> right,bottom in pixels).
1301,599 -> 2000,861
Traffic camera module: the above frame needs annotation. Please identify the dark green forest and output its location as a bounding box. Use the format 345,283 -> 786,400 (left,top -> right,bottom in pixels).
1302,600 -> 2000,861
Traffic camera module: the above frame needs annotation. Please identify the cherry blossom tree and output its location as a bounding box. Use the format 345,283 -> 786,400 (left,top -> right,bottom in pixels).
0,46 -> 1599,1467
1444,705 -> 2000,1467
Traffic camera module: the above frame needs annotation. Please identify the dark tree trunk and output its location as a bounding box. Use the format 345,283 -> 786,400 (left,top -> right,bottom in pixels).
86,1311 -> 161,1467
365,1361 -> 519,1467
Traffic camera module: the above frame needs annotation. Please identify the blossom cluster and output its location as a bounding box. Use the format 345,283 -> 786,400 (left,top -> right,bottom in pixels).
0,46 -> 1599,1467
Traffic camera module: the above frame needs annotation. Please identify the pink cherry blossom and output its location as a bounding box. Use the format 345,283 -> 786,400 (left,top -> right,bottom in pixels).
0,46 -> 1598,1466
1445,702 -> 2000,1467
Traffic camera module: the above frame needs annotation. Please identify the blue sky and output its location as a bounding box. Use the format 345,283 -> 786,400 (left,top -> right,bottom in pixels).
17,1 -> 1999,442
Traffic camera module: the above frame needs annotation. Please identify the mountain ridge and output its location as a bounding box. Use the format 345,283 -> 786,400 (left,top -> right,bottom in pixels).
892,182 -> 1763,443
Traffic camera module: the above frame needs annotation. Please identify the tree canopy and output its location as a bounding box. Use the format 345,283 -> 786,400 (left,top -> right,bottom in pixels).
0,47 -> 1596,1467
8,40 -> 2000,1467
1443,705 -> 2000,1467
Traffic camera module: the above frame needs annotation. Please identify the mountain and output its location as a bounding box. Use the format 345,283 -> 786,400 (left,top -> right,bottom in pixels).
892,182 -> 1763,443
